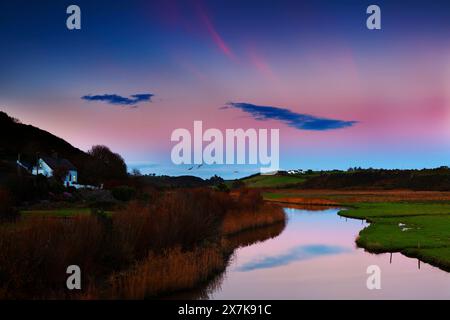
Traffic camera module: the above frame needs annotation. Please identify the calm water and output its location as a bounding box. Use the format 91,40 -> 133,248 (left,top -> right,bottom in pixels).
206,207 -> 450,299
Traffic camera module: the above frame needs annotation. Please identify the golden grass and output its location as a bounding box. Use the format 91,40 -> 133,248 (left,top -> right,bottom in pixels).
103,244 -> 227,299
222,203 -> 285,235
0,188 -> 287,299
225,221 -> 285,250
86,196 -> 287,299
264,189 -> 450,204
266,196 -> 339,206
93,216 -> 287,299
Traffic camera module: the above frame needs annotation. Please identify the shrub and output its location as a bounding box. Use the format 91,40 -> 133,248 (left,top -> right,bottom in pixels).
215,182 -> 230,193
78,189 -> 114,202
0,216 -> 105,298
5,174 -> 49,202
231,180 -> 245,189
222,203 -> 285,235
112,189 -> 228,258
0,188 -> 19,222
111,186 -> 136,202
237,188 -> 263,211
89,200 -> 117,211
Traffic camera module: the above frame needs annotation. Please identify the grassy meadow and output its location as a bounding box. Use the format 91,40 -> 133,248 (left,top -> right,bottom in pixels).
338,201 -> 450,271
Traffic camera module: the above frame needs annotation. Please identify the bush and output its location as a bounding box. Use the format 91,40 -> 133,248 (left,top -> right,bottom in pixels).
231,180 -> 245,189
111,186 -> 136,202
113,189 -> 228,258
0,216 -> 104,298
222,203 -> 285,235
0,188 -> 19,222
237,189 -> 263,211
5,174 -> 49,203
78,189 -> 114,202
215,182 -> 230,193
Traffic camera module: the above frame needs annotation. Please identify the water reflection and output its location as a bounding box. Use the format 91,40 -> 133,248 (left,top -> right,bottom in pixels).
208,207 -> 450,299
237,244 -> 349,272
164,220 -> 286,299
226,221 -> 286,250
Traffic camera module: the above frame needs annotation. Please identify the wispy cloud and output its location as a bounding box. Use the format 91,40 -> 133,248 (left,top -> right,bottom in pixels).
196,3 -> 236,60
224,102 -> 357,130
236,244 -> 349,272
81,93 -> 154,107
247,47 -> 277,81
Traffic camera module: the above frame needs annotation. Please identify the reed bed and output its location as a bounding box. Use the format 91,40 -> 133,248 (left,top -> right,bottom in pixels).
0,188 -> 285,299
104,244 -> 227,299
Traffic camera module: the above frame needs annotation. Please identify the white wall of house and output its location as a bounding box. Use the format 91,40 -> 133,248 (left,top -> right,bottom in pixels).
31,158 -> 78,187
32,159 -> 53,177
65,170 -> 78,187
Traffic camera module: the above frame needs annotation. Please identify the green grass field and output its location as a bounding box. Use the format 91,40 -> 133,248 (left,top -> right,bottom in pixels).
339,202 -> 450,271
341,202 -> 450,219
242,175 -> 305,188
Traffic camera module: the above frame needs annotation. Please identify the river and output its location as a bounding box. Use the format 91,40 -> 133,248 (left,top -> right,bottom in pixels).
203,206 -> 450,299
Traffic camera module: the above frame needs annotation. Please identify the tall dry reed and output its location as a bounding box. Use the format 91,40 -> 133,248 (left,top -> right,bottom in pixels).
0,188 -> 285,299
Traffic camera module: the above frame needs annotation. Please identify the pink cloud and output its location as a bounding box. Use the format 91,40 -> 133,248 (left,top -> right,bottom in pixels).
247,46 -> 278,82
196,3 -> 236,60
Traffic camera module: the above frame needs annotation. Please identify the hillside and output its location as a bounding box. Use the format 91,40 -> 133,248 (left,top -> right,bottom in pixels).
240,174 -> 306,188
299,168 -> 450,191
139,175 -> 210,188
238,168 -> 450,191
0,111 -> 92,181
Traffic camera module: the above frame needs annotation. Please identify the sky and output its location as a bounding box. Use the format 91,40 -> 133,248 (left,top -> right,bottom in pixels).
1,0 -> 450,178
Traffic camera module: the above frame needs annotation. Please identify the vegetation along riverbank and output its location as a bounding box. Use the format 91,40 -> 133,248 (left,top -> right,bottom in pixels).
260,186 -> 450,272
0,188 -> 285,299
339,202 -> 450,272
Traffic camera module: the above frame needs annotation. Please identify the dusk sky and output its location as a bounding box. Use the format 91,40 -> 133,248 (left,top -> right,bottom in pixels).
1,0 -> 450,178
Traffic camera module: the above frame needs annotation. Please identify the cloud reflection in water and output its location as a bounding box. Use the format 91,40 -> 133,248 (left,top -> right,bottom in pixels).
236,244 -> 349,272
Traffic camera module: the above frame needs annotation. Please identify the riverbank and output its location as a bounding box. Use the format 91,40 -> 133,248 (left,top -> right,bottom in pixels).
98,202 -> 285,299
338,202 -> 450,272
104,217 -> 287,299
262,189 -> 450,272
0,188 -> 286,299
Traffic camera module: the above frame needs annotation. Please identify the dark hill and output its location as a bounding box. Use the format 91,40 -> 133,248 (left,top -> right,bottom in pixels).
238,168 -> 450,191
0,110 -> 92,182
297,168 -> 450,191
139,175 -> 209,188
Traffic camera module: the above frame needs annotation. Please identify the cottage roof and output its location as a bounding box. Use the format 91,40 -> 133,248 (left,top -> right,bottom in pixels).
41,156 -> 77,171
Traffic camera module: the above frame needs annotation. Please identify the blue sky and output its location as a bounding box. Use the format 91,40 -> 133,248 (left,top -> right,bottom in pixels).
1,0 -> 450,178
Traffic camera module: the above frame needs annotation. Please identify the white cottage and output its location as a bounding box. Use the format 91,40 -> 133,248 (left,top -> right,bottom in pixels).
31,156 -> 78,187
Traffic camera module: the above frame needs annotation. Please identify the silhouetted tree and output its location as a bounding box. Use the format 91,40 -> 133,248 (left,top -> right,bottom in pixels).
208,174 -> 224,186
87,145 -> 127,185
131,168 -> 142,176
